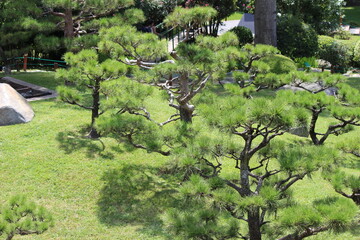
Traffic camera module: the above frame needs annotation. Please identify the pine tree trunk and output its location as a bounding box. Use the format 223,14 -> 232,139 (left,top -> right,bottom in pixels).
89,81 -> 101,138
178,74 -> 194,122
352,189 -> 360,205
240,153 -> 262,240
6,233 -> 14,240
179,104 -> 194,123
248,207 -> 262,240
64,8 -> 74,38
254,0 -> 277,46
309,110 -> 320,145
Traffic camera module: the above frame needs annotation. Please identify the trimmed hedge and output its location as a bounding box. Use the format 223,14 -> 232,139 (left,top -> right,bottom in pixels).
277,16 -> 318,59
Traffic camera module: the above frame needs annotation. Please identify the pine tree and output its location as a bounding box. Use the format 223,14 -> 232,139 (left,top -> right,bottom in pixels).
182,0 -> 238,36
42,0 -> 138,38
164,6 -> 217,41
56,49 -> 127,138
99,21 -> 238,123
161,91 -> 358,240
0,195 -> 53,240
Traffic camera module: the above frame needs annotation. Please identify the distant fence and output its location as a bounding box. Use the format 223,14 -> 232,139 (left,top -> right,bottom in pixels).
4,55 -> 67,72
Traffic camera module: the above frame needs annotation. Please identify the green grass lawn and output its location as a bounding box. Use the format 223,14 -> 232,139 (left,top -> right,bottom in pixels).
343,6 -> 360,27
0,72 -> 359,239
225,12 -> 244,21
337,35 -> 360,48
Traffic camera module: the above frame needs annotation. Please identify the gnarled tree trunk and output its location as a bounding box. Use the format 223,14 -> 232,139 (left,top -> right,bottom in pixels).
248,207 -> 262,240
64,8 -> 75,38
89,80 -> 101,138
254,0 -> 277,46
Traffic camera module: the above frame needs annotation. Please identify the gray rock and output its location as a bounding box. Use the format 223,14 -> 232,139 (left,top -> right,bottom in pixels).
278,83 -> 337,96
0,83 -> 34,126
288,126 -> 309,138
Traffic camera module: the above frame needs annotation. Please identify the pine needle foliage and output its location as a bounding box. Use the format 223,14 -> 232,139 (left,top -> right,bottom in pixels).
0,195 -> 53,240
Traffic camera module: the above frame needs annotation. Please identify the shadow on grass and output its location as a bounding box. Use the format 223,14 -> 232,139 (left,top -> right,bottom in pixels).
56,131 -> 114,159
97,164 -> 180,238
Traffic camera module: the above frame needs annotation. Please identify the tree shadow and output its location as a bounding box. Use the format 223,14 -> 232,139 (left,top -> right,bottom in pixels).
97,164 -> 180,238
56,130 -> 115,159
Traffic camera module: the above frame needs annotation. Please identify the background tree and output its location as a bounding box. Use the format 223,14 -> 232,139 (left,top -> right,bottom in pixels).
0,0 -> 59,64
42,0 -> 137,38
277,0 -> 345,35
56,49 -> 126,138
164,6 -> 217,41
184,0 -> 238,36
0,195 -> 53,240
134,0 -> 179,25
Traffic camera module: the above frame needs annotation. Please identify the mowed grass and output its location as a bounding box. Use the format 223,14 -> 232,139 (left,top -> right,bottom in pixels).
225,12 -> 244,21
0,72 -> 359,239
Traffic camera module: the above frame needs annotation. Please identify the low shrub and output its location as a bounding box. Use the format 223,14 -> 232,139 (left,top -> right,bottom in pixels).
353,40 -> 360,62
333,28 -> 352,40
230,26 -> 253,47
317,36 -> 351,73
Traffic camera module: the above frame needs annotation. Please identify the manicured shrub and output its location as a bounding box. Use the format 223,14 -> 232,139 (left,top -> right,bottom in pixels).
318,35 -> 335,47
333,28 -> 352,40
230,26 -> 254,47
277,15 -> 319,59
354,40 -> 360,62
317,36 -> 351,73
260,54 -> 297,74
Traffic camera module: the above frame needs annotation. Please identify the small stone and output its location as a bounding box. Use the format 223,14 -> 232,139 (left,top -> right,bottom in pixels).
288,126 -> 309,138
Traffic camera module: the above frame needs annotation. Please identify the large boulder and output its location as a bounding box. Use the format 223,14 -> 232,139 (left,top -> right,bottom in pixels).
0,83 -> 34,126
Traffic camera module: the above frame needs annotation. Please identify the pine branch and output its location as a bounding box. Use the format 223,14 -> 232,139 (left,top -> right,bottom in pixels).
335,189 -> 354,199
343,150 -> 360,158
160,114 -> 181,126
225,180 -> 253,197
125,133 -> 170,156
277,173 -> 307,192
277,226 -> 330,240
62,97 -> 93,110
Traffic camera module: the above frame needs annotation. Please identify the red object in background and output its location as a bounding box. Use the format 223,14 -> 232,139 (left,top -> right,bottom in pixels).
23,54 -> 28,72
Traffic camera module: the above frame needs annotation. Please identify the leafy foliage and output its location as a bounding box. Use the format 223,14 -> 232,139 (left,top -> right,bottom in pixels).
277,0 -> 346,34
277,15 -> 319,59
164,6 -> 217,39
134,0 -> 179,24
230,26 -> 253,47
184,0 -> 237,35
353,40 -> 360,62
317,36 -> 351,71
